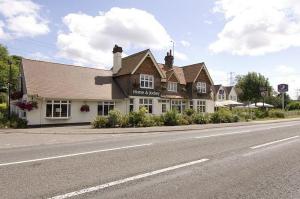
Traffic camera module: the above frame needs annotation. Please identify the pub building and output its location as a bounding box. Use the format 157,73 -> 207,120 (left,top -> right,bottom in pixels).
13,45 -> 216,126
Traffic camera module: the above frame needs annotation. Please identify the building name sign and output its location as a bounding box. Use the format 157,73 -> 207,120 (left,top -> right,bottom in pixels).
132,89 -> 160,97
278,84 -> 288,93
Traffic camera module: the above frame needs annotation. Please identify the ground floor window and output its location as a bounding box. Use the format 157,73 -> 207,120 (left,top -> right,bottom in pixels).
98,101 -> 115,116
171,100 -> 186,113
196,100 -> 206,113
139,98 -> 153,113
46,100 -> 71,118
129,99 -> 134,112
189,100 -> 193,109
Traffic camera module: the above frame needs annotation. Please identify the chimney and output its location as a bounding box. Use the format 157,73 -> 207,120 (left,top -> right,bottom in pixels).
112,44 -> 123,74
164,49 -> 174,68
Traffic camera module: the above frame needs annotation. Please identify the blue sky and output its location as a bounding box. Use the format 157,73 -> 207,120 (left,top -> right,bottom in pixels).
0,0 -> 300,99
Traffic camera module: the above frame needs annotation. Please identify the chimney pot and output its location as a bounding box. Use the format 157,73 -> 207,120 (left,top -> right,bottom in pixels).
112,44 -> 122,74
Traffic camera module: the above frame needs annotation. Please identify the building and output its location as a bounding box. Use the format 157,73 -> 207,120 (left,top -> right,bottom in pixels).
213,85 -> 238,102
13,45 -> 215,126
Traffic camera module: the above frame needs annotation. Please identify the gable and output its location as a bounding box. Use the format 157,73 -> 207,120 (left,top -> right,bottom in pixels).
195,68 -> 211,85
133,57 -> 161,77
168,72 -> 180,83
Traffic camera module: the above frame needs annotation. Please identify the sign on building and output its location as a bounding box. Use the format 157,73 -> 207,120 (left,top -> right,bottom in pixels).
132,89 -> 160,97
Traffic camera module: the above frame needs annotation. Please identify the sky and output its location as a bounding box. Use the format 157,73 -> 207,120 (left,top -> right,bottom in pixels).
0,0 -> 300,99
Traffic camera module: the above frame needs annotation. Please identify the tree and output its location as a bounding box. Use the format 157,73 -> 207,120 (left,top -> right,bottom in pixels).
0,45 -> 21,95
236,72 -> 272,103
265,93 -> 291,108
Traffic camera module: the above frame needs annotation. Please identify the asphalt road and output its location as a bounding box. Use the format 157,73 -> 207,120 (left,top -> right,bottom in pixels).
0,121 -> 300,199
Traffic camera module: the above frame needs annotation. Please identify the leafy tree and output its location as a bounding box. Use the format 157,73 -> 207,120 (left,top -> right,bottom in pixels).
236,72 -> 272,103
0,45 -> 21,95
265,93 -> 291,108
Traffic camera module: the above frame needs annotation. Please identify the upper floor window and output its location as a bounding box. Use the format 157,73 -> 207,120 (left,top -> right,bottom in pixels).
46,100 -> 71,118
168,82 -> 177,92
218,89 -> 225,100
196,82 -> 206,93
140,74 -> 154,89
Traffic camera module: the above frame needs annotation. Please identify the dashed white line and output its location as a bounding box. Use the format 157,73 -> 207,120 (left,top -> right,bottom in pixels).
48,158 -> 209,199
0,143 -> 152,167
194,130 -> 251,139
250,136 -> 299,149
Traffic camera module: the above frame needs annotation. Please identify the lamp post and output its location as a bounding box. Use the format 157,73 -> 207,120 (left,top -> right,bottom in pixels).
7,59 -> 12,120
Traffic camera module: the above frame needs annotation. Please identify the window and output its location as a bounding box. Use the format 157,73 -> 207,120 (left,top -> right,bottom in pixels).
162,104 -> 167,113
196,82 -> 206,93
46,100 -> 71,118
129,99 -> 134,112
139,98 -> 153,113
98,101 -> 115,116
140,74 -> 154,89
197,100 -> 206,113
171,100 -> 186,113
167,82 -> 177,92
189,100 -> 194,109
218,89 -> 225,100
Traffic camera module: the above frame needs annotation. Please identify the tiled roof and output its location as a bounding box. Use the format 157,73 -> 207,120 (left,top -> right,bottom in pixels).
182,63 -> 204,83
22,59 -> 125,100
114,49 -> 149,76
224,86 -> 234,94
212,85 -> 222,93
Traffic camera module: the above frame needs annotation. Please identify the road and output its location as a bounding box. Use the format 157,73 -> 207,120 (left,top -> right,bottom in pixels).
0,121 -> 300,199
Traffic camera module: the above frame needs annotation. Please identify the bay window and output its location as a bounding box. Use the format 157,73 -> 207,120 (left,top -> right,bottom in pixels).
171,100 -> 186,113
46,100 -> 71,118
140,74 -> 154,89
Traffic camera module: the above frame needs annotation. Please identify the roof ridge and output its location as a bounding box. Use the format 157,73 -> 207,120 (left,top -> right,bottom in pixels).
122,49 -> 149,60
22,58 -> 111,72
182,62 -> 204,68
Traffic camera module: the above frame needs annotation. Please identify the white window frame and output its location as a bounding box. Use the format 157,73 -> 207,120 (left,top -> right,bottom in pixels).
98,101 -> 115,116
197,100 -> 206,113
129,98 -> 134,112
139,98 -> 153,113
218,89 -> 225,100
196,82 -> 206,93
46,100 -> 71,118
171,100 -> 186,113
140,74 -> 154,89
167,82 -> 177,92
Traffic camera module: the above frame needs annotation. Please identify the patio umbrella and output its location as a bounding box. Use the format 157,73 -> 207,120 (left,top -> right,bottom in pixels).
250,102 -> 274,108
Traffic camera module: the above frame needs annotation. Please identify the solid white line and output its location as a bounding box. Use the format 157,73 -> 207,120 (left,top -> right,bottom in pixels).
250,136 -> 299,149
48,158 -> 209,199
0,143 -> 152,167
194,130 -> 251,139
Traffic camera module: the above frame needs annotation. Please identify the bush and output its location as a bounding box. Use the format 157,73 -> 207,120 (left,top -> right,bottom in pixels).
193,113 -> 209,124
184,108 -> 195,116
92,116 -> 108,128
0,103 -> 6,113
254,109 -> 269,119
108,110 -> 122,127
128,107 -> 148,127
177,114 -> 190,125
287,101 -> 300,111
268,109 -> 285,118
152,115 -> 164,126
9,115 -> 28,128
120,114 -> 130,128
210,108 -> 240,123
163,110 -> 180,126
140,115 -> 156,127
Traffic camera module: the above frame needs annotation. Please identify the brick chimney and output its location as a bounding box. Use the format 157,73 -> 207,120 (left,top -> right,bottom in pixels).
164,49 -> 174,68
112,44 -> 123,74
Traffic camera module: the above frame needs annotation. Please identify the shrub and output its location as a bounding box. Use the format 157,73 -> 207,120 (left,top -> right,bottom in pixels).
9,115 -> 28,128
120,114 -> 130,128
268,109 -> 285,118
287,101 -> 300,111
210,108 -> 240,123
152,115 -> 164,126
0,103 -> 6,113
92,116 -> 108,128
193,113 -> 209,124
184,108 -> 195,116
108,110 -> 122,127
177,114 -> 190,125
183,114 -> 193,124
140,115 -> 156,127
128,107 -> 148,127
163,110 -> 180,126
254,109 -> 269,119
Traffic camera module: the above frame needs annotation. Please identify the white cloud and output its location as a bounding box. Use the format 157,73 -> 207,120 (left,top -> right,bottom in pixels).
174,51 -> 188,61
180,40 -> 191,47
57,7 -> 172,68
28,52 -> 50,61
210,0 -> 300,56
0,0 -> 49,39
209,68 -> 228,86
204,20 -> 213,25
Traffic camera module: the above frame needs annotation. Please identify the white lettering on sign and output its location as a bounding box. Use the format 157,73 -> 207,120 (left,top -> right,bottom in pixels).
132,89 -> 160,97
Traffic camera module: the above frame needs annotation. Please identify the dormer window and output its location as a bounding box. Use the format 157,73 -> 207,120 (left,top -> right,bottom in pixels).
168,82 -> 177,92
140,74 -> 154,89
218,89 -> 225,100
196,82 -> 206,93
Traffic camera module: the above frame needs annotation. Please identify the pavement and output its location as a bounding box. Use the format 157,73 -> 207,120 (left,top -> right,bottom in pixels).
0,120 -> 300,198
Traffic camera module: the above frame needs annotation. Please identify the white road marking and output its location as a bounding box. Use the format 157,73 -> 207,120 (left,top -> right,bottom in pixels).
0,143 -> 152,167
48,158 -> 209,199
250,136 -> 299,149
194,130 -> 251,139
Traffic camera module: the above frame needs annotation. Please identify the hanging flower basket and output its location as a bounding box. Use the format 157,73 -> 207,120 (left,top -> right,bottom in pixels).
80,104 -> 90,112
16,101 -> 38,111
11,91 -> 23,100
